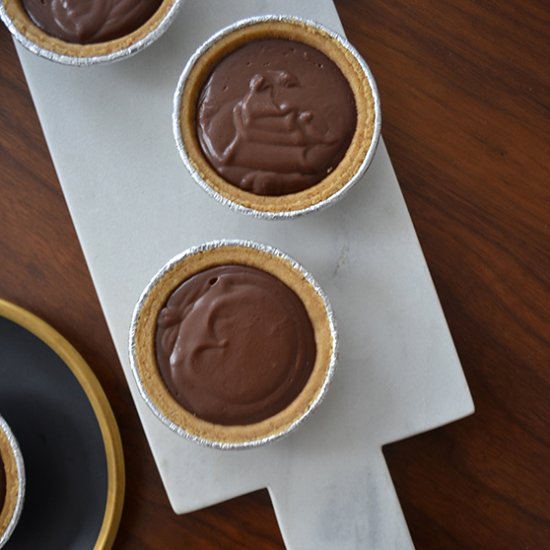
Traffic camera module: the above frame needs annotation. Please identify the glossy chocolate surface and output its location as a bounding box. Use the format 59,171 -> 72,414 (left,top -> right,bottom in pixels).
197,39 -> 356,196
22,0 -> 163,44
155,265 -> 316,425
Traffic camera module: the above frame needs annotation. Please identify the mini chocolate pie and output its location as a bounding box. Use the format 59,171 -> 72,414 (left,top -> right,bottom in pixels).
175,16 -> 380,217
0,417 -> 24,546
0,0 -> 182,64
130,241 -> 337,448
21,0 -> 163,44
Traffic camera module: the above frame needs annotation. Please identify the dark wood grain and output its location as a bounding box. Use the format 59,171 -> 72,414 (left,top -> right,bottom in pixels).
1,1 -> 548,548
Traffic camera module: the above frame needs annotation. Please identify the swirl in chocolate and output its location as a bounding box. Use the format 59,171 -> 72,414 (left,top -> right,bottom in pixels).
197,39 -> 357,196
22,0 -> 163,44
155,265 -> 316,425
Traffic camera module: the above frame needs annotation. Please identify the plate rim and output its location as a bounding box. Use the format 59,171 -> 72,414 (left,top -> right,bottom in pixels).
0,298 -> 125,550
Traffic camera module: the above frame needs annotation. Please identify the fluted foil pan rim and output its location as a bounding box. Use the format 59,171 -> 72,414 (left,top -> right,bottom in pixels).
0,415 -> 25,549
173,14 -> 381,219
0,0 -> 185,66
129,239 -> 338,450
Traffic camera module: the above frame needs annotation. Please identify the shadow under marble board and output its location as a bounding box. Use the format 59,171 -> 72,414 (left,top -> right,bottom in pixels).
13,1 -> 474,548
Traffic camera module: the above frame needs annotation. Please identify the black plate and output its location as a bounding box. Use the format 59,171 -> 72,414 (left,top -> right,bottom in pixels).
0,302 -> 124,549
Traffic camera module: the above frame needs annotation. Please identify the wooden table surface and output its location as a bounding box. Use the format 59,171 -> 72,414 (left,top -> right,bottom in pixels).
1,1 -> 548,548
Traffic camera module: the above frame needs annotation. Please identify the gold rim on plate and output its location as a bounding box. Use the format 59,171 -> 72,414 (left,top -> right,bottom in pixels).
0,298 -> 125,550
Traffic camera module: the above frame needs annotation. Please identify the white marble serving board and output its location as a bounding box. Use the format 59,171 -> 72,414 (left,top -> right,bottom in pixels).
15,1 -> 474,548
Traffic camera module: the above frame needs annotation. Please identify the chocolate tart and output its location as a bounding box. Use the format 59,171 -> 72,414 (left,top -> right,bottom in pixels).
130,240 -> 337,449
0,0 -> 183,65
174,15 -> 381,218
0,416 -> 24,548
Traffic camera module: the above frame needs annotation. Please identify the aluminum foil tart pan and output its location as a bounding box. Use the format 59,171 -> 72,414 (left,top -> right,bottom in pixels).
173,14 -> 381,219
0,0 -> 184,66
0,414 -> 25,549
129,239 -> 338,450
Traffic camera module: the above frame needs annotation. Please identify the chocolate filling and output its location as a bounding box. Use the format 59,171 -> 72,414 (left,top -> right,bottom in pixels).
155,265 -> 316,425
21,0 -> 163,44
197,39 -> 357,196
